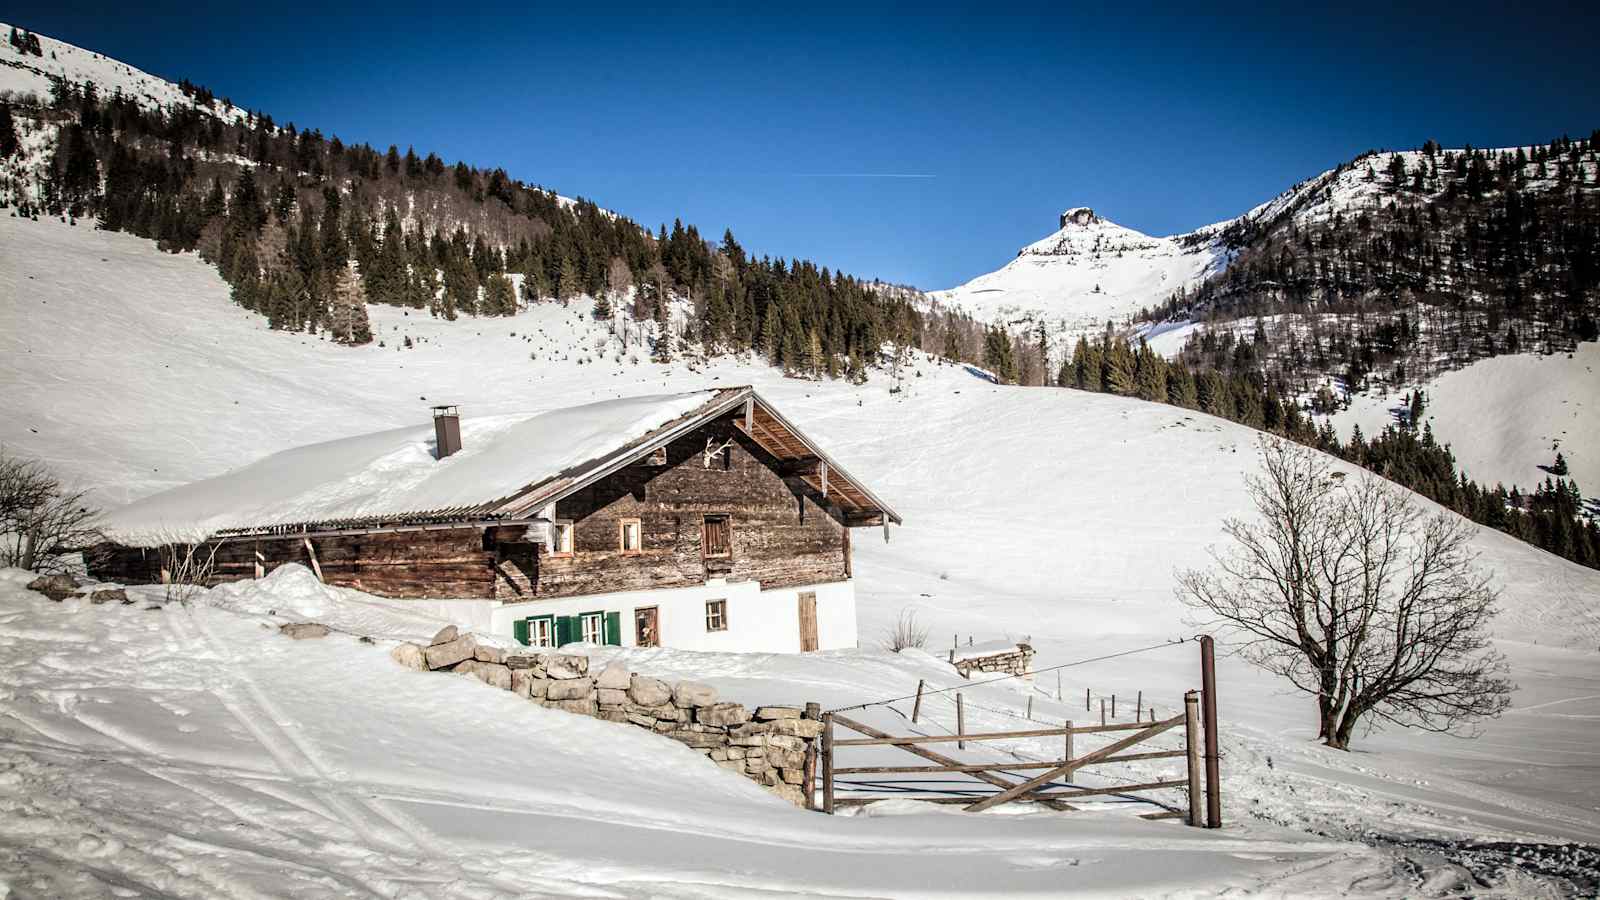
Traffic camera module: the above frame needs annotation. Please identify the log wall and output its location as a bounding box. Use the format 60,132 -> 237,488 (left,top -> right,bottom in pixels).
86,412 -> 852,603
528,414 -> 849,601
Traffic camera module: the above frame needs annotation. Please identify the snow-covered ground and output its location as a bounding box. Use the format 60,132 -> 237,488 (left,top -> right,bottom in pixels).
1326,343 -> 1599,498
4,215 -> 1600,895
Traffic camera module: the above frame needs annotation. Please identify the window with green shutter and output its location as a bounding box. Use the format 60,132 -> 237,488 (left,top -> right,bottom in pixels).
513,619 -> 530,646
555,615 -> 577,647
604,611 -> 622,646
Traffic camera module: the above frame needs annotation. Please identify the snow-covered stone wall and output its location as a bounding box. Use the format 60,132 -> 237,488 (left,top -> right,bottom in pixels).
952,642 -> 1034,680
393,628 -> 824,806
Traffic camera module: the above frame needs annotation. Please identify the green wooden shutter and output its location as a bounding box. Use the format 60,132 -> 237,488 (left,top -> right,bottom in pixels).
555,615 -> 576,647
513,618 -> 530,646
604,611 -> 622,646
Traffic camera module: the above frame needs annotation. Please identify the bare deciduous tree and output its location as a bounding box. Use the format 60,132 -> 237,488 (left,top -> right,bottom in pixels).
0,449 -> 101,574
1177,437 -> 1513,749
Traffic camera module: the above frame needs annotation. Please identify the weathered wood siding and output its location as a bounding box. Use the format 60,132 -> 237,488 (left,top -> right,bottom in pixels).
86,412 -> 852,602
86,528 -> 498,599
525,414 -> 849,601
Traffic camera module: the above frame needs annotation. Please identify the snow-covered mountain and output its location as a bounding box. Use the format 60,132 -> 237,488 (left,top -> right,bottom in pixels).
0,23 -> 245,122
933,207 -> 1229,332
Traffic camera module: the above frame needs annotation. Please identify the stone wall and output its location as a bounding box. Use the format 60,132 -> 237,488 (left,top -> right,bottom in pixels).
952,643 -> 1034,680
391,627 -> 823,806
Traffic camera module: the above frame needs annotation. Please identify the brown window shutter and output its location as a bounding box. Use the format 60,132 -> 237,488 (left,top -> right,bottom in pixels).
703,515 -> 731,558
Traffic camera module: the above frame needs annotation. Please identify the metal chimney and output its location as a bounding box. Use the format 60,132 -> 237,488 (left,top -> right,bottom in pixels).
432,405 -> 462,459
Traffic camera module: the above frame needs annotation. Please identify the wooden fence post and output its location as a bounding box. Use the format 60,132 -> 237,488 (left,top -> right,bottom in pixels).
1112,694 -> 1117,719
1136,690 -> 1142,722
1100,698 -> 1106,726
803,741 -> 817,811
822,712 -> 836,814
1085,687 -> 1091,711
1056,670 -> 1062,701
1063,720 -> 1074,782
1184,690 -> 1203,827
1200,635 -> 1222,828
1026,695 -> 1033,720
956,693 -> 966,750
912,679 -> 925,723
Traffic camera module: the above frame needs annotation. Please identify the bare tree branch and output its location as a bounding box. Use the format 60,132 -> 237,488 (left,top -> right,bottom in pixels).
1176,437 -> 1513,749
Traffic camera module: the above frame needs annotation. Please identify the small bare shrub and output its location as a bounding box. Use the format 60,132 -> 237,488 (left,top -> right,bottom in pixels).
882,608 -> 930,652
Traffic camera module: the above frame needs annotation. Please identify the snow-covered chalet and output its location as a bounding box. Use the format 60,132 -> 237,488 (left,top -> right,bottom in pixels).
88,387 -> 900,653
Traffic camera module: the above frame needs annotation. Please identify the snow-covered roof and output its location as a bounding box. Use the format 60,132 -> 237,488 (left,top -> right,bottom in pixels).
101,387 -> 901,545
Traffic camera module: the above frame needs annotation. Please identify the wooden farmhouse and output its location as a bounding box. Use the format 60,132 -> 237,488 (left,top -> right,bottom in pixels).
89,387 -> 900,653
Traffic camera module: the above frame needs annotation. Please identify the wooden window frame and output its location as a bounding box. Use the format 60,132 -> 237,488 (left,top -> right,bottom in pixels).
579,610 -> 605,645
549,519 -> 574,557
701,514 -> 732,559
705,598 -> 728,632
634,605 -> 660,648
525,614 -> 555,649
618,517 -> 642,555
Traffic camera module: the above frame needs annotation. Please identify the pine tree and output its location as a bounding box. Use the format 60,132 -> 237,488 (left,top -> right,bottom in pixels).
1552,452 -> 1569,476
1134,340 -> 1166,402
1102,338 -> 1135,396
0,101 -> 17,159
482,273 -> 516,316
807,328 -> 824,377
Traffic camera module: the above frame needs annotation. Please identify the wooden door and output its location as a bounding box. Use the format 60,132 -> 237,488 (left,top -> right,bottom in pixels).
798,591 -> 818,652
635,606 -> 659,647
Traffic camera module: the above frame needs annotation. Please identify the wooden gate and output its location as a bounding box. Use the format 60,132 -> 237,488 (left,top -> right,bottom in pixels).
817,690 -> 1218,823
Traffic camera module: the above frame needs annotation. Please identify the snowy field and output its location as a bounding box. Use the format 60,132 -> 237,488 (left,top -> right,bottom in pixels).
4,215 -> 1600,896
1327,344 -> 1599,501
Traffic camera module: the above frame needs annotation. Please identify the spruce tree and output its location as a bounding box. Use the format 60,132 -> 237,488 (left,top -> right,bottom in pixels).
483,273 -> 516,316
0,101 -> 17,159
1102,338 -> 1135,395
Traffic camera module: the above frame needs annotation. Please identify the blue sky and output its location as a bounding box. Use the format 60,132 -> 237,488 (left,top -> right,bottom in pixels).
13,3 -> 1600,289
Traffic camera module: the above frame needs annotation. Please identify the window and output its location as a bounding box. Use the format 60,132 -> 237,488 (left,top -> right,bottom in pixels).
705,599 -> 728,632
635,606 -> 659,647
516,615 -> 555,648
702,515 -> 731,559
619,518 -> 642,554
550,520 -> 574,557
580,611 -> 605,644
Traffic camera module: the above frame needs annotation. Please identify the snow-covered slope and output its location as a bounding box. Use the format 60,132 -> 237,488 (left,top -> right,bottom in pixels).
1327,343 -> 1599,496
5,214 -> 1600,895
932,207 -> 1228,332
0,21 -> 246,123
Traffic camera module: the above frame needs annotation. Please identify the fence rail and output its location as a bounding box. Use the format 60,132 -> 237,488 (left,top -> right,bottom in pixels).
818,688 -> 1219,823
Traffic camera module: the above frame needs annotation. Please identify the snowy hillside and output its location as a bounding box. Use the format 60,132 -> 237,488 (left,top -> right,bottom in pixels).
932,207 -> 1228,333
0,22 -> 246,123
1328,343 -> 1599,498
4,214 -> 1600,895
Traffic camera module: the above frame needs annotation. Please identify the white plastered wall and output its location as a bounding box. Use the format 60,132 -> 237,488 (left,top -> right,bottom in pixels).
415,578 -> 857,653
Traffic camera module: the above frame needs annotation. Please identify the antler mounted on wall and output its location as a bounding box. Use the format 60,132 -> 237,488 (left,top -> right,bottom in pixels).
703,437 -> 735,468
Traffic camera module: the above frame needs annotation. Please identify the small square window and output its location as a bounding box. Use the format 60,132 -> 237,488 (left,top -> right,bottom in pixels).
580,612 -> 605,644
550,520 -> 574,557
526,616 -> 554,648
619,518 -> 642,554
705,599 -> 728,632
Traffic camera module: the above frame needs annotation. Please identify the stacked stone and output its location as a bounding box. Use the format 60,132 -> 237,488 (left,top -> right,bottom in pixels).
953,643 -> 1035,679
390,627 -> 824,806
